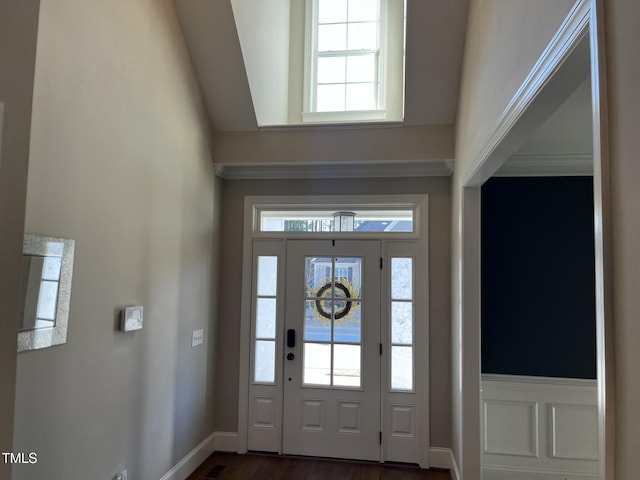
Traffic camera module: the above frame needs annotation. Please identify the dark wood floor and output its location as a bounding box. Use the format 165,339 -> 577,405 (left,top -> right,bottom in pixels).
187,452 -> 452,480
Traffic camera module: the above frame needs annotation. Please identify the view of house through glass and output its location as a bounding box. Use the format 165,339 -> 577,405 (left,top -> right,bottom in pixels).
303,256 -> 363,387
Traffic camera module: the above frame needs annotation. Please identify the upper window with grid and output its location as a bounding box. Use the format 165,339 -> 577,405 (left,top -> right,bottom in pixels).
305,0 -> 392,121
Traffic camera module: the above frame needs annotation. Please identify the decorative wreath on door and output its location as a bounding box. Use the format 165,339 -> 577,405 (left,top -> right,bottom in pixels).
310,279 -> 360,324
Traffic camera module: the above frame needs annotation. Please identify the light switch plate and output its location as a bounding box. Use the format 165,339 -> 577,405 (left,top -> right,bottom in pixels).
192,329 -> 203,347
121,306 -> 143,332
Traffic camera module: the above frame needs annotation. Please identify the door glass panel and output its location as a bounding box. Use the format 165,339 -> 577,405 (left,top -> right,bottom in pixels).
333,344 -> 361,387
306,257 -> 333,296
334,301 -> 361,343
391,301 -> 412,345
256,298 -> 276,339
255,340 -> 276,383
304,343 -> 331,385
303,255 -> 363,388
305,300 -> 331,341
391,346 -> 413,391
391,257 -> 412,300
257,256 -> 278,296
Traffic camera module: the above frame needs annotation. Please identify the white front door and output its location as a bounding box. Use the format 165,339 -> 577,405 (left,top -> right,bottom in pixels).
282,239 -> 381,461
245,235 -> 429,467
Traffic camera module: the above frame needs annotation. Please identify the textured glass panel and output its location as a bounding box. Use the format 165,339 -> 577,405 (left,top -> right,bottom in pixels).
391,301 -> 413,345
305,300 -> 331,341
318,24 -> 347,52
347,22 -> 377,50
319,0 -> 347,23
306,257 -> 333,296
333,344 -> 361,387
304,343 -> 331,385
391,346 -> 413,391
318,56 -> 346,84
346,83 -> 375,110
257,256 -> 278,296
36,280 -> 58,321
254,340 -> 276,383
391,257 -> 413,300
317,84 -> 345,111
346,54 -> 376,83
334,301 -> 361,343
348,0 -> 378,21
256,298 -> 276,339
42,256 -> 62,281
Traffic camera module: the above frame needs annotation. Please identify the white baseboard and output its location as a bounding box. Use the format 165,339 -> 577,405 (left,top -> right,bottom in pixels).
213,431 -> 239,452
430,447 -> 459,480
159,432 -> 216,480
483,466 -> 598,480
164,432 -> 458,480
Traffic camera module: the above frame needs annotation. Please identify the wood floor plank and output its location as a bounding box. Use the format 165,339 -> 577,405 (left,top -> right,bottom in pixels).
187,452 -> 451,480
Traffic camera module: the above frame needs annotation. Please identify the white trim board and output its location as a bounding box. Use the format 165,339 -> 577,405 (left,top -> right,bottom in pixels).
214,159 -> 453,179
483,466 -> 597,480
0,102 -> 4,172
462,0 -> 591,187
494,153 -> 593,177
159,433 -> 216,480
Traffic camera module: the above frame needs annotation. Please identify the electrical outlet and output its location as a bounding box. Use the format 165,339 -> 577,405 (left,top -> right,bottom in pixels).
114,469 -> 127,480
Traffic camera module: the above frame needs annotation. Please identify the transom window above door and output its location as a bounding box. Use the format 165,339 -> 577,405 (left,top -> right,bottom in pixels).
256,208 -> 415,234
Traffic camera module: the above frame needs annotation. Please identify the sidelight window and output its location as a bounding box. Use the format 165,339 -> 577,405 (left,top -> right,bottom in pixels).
389,256 -> 414,391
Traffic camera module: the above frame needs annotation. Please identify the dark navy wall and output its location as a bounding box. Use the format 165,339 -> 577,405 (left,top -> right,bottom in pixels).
481,177 -> 596,379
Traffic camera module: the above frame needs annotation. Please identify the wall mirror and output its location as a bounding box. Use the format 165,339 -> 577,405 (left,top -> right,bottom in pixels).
17,234 -> 75,352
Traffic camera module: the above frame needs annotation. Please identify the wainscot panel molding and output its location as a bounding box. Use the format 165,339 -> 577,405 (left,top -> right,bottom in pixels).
481,374 -> 598,480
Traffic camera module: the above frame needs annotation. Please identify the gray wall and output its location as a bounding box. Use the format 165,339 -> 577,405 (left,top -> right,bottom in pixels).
11,1 -> 220,479
215,176 -> 453,448
0,2 -> 40,479
604,0 -> 640,475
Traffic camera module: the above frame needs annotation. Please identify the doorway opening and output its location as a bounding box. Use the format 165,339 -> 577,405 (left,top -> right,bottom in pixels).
237,195 -> 430,467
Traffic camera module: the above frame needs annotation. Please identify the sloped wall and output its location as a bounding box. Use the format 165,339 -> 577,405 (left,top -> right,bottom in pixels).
0,2 -> 40,478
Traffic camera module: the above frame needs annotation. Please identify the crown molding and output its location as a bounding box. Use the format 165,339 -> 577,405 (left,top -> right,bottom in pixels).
214,159 -> 454,180
494,153 -> 593,177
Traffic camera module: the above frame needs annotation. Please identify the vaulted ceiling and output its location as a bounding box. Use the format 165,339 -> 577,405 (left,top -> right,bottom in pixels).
173,1 -> 591,179
175,0 -> 470,133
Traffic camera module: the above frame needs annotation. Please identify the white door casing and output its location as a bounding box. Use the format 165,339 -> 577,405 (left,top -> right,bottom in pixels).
241,195 -> 429,467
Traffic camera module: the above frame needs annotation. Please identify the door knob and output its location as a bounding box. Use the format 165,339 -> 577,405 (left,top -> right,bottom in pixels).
287,352 -> 295,361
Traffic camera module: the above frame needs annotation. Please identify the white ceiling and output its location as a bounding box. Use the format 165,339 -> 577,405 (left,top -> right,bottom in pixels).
174,0 -> 470,132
